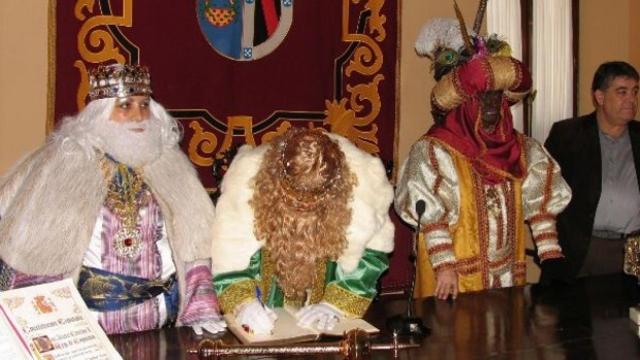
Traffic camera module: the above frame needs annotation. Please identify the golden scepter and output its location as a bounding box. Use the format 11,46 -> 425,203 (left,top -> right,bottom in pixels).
188,329 -> 419,359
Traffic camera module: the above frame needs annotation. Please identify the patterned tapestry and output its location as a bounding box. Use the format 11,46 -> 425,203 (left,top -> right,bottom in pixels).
49,0 -> 399,191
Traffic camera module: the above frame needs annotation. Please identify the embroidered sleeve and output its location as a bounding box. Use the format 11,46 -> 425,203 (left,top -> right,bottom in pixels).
522,138 -> 572,261
213,250 -> 261,314
177,260 -> 222,326
322,248 -> 388,318
394,138 -> 459,270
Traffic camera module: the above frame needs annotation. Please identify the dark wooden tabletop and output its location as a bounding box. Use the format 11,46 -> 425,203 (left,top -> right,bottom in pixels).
108,274 -> 640,359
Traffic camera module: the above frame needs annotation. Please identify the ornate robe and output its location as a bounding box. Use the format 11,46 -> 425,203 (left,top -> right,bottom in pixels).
395,135 -> 571,297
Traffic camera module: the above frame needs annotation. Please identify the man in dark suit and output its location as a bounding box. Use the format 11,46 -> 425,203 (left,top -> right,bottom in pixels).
542,61 -> 640,282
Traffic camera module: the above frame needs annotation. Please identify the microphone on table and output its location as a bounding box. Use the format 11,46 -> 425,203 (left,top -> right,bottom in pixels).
386,200 -> 430,339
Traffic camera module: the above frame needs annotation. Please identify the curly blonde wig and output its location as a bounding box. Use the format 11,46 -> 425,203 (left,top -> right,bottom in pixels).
250,128 -> 357,300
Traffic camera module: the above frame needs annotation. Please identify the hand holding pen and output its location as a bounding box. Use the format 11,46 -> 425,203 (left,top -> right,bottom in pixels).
235,287 -> 278,335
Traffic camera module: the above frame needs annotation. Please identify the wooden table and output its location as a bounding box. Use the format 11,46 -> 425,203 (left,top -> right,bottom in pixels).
108,274 -> 640,359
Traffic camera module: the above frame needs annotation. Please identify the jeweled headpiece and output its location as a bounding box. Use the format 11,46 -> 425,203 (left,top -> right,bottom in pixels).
88,64 -> 152,101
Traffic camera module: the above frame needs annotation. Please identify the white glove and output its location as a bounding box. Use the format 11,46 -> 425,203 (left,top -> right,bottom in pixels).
296,302 -> 343,331
235,299 -> 277,335
191,319 -> 227,335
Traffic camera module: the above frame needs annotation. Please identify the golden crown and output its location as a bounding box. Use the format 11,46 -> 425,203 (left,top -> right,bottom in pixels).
88,64 -> 152,101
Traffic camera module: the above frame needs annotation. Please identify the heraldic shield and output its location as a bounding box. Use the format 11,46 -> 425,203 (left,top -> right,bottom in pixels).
196,0 -> 294,61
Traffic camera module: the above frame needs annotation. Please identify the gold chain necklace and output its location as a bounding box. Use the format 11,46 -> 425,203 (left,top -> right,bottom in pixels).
103,159 -> 146,259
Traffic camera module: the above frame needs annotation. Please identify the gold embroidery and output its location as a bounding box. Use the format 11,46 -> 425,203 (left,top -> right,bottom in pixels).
428,142 -> 443,195
504,181 -> 516,251
426,141 -> 451,223
103,159 -> 147,258
308,259 -> 327,305
260,249 -> 274,304
323,284 -> 371,318
488,254 -> 514,271
495,184 -> 507,249
218,279 -> 257,315
456,258 -> 481,275
323,0 -> 387,154
434,262 -> 457,273
529,213 -> 555,224
427,243 -> 454,256
423,223 -> 449,234
471,171 -> 491,289
283,297 -> 304,309
541,156 -> 555,211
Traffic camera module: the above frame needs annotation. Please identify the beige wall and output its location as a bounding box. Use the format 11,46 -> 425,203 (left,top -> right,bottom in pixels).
0,0 -> 48,173
578,0 -> 640,115
631,1 -> 640,70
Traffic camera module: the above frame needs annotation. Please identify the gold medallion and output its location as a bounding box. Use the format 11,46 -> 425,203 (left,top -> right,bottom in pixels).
113,227 -> 143,259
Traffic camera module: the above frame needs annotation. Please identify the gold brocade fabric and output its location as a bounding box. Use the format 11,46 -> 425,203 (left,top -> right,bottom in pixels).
218,279 -> 257,315
259,249 -> 275,304
306,258 -> 327,305
323,283 -> 371,318
414,151 -> 527,298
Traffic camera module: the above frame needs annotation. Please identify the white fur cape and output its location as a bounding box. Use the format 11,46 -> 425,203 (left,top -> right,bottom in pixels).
210,133 -> 395,276
0,137 -> 215,277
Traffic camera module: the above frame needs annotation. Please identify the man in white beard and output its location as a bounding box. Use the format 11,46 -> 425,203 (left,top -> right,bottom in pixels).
91,99 -> 164,167
0,64 -> 226,336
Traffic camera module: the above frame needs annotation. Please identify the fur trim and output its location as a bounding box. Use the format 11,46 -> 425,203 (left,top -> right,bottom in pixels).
211,144 -> 266,275
210,135 -> 394,275
0,139 -> 214,275
144,147 -> 215,261
326,133 -> 395,272
0,140 -> 105,275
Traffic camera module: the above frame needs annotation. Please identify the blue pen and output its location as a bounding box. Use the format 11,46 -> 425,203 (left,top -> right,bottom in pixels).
255,286 -> 262,304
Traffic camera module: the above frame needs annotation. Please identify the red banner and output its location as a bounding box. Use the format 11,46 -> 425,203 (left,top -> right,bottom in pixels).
50,0 -> 399,191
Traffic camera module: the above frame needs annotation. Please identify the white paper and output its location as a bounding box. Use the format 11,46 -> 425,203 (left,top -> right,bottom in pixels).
0,309 -> 31,360
0,278 -> 122,360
